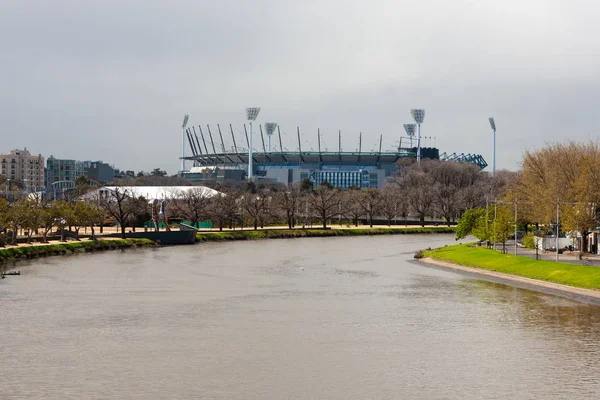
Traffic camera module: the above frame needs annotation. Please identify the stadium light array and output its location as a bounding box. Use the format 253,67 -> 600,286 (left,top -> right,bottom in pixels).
246,107 -> 261,180
181,114 -> 190,175
403,123 -> 416,149
265,122 -> 278,152
410,109 -> 425,165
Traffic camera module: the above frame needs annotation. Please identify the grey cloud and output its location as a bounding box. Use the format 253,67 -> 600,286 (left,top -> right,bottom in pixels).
1,0 -> 598,174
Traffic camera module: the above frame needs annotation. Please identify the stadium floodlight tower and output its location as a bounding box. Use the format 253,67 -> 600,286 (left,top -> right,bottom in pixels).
403,123 -> 416,149
489,117 -> 497,175
410,109 -> 425,165
245,107 -> 261,180
181,114 -> 190,175
265,122 -> 278,152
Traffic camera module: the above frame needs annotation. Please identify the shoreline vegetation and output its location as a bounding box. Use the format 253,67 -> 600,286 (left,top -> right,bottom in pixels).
0,238 -> 155,265
0,226 -> 455,265
421,243 -> 600,301
195,226 -> 455,242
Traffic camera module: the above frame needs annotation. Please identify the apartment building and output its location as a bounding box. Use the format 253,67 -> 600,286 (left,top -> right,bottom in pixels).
0,148 -> 45,190
46,156 -> 115,188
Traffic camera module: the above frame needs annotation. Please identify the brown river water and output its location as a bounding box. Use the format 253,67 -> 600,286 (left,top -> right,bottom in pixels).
3,234 -> 600,399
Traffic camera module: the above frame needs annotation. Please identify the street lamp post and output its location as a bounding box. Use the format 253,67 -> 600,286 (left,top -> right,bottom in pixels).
410,109 -> 425,166
181,114 -> 190,176
245,107 -> 261,180
488,117 -> 496,176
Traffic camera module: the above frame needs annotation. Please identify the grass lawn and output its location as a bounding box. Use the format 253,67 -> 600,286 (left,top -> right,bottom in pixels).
425,244 -> 600,290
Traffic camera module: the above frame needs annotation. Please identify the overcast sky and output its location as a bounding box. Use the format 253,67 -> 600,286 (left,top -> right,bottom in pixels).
1,0 -> 598,174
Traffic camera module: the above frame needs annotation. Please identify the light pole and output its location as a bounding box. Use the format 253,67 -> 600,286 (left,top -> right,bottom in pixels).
245,107 -> 261,180
488,117 -> 496,176
265,122 -> 277,152
181,114 -> 190,176
410,109 -> 425,166
403,124 -> 416,150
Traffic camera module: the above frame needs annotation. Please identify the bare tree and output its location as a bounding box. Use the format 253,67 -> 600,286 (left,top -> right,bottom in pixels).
170,187 -> 212,227
273,183 -> 302,229
100,187 -> 143,238
396,162 -> 437,227
243,188 -> 270,230
342,189 -> 364,227
380,186 -> 403,226
308,185 -> 341,228
208,189 -> 240,231
357,188 -> 383,228
428,160 -> 484,225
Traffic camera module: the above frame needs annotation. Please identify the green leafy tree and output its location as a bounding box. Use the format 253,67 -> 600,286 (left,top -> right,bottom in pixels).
455,208 -> 486,240
7,198 -> 29,244
490,205 -> 514,252
70,201 -> 92,240
150,168 -> 168,177
0,198 -> 9,246
21,196 -> 44,243
53,201 -> 73,242
39,201 -> 58,243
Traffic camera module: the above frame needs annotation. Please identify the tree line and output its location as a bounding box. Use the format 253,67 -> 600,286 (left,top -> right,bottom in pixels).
456,141 -> 600,252
0,159 -> 507,244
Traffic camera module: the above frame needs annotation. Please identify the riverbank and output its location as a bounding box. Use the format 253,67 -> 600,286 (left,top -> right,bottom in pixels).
421,243 -> 600,302
196,226 -> 455,242
0,238 -> 155,265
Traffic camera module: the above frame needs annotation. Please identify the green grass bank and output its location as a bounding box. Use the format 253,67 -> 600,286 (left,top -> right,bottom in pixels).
196,227 -> 455,242
0,239 -> 155,264
424,244 -> 600,290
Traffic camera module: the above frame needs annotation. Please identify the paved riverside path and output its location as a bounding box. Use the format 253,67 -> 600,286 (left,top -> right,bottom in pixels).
489,240 -> 600,267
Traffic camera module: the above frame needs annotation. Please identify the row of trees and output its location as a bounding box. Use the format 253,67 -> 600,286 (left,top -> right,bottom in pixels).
164,159 -> 506,230
0,197 -> 104,244
456,141 -> 600,252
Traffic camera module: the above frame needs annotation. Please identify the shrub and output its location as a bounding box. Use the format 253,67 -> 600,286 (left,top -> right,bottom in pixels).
523,233 -> 537,249
414,250 -> 424,259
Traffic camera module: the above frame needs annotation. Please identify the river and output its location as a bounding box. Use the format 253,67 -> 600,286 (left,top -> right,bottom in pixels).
3,234 -> 600,399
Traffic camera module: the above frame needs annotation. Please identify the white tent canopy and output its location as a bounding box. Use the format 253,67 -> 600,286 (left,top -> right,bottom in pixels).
82,185 -> 221,203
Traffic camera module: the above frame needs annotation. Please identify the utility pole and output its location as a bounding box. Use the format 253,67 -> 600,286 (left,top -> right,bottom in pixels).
515,201 -> 518,256
493,200 -> 497,252
556,199 -> 560,263
485,197 -> 489,247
